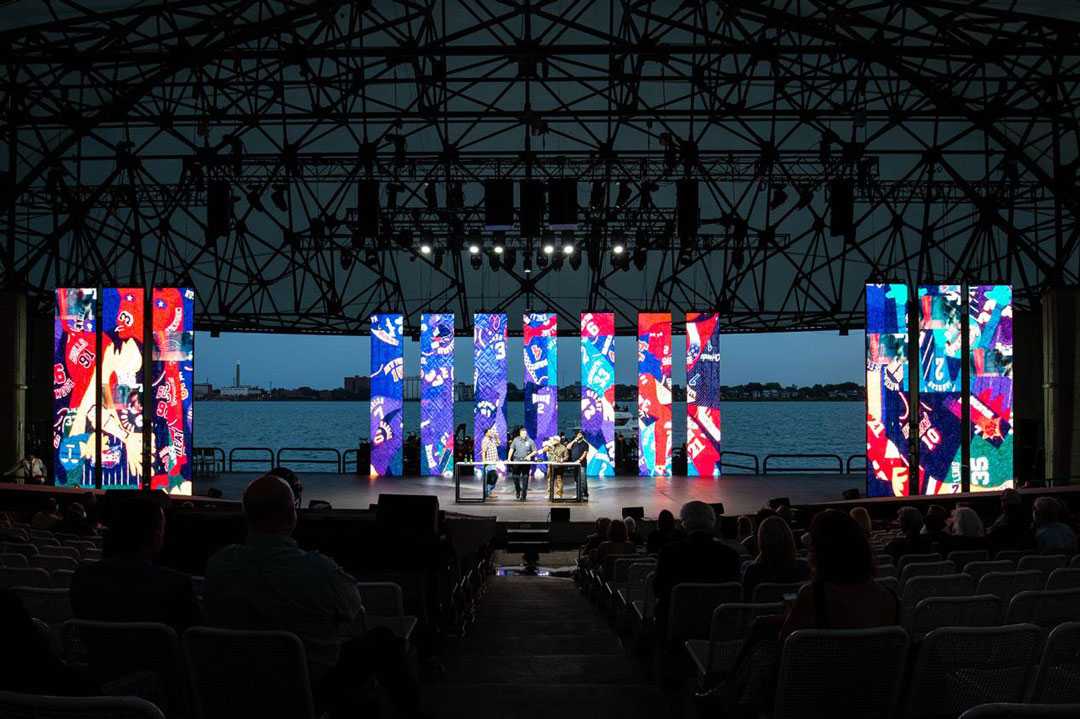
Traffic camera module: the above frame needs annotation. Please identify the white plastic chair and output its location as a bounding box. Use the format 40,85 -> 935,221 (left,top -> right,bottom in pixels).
1030,621 -> 1080,703
1006,588 -> 1080,627
910,595 -> 1001,638
0,691 -> 165,718
904,624 -> 1043,719
773,627 -> 909,719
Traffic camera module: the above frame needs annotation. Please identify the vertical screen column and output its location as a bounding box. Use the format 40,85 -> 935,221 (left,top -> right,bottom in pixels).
865,284 -> 912,497
150,288 -> 195,495
53,288 -> 98,488
473,313 -> 508,466
370,313 -> 404,477
918,285 -> 963,494
100,288 -> 145,489
686,312 -> 722,478
968,285 -> 1014,491
581,312 -> 615,477
638,312 -> 673,477
524,313 -> 557,482
420,313 -> 455,478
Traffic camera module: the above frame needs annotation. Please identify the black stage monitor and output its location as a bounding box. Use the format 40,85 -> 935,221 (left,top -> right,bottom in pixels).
549,507 -> 570,523
621,506 -> 645,520
768,497 -> 791,511
377,494 -> 440,535
842,488 -> 862,501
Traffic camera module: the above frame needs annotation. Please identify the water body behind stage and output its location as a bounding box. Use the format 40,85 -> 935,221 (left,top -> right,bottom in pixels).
197,473 -> 860,520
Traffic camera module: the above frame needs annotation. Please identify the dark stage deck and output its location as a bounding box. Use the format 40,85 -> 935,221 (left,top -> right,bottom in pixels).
196,472 -> 861,521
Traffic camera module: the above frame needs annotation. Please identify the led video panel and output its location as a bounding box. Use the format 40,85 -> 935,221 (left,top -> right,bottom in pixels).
473,313 -> 508,466
150,288 -> 195,495
524,313 -> 557,482
918,285 -> 963,495
581,312 -> 615,477
638,312 -> 673,477
53,288 -> 98,488
420,313 -> 455,478
100,288 -> 145,489
370,313 -> 404,477
686,312 -> 722,478
968,285 -> 1014,492
865,284 -> 912,497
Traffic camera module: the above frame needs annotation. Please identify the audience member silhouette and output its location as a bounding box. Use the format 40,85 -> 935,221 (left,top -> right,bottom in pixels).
938,506 -> 990,553
742,516 -> 811,601
594,517 -> 637,575
55,501 -> 97,536
884,506 -> 933,562
0,589 -> 98,696
1033,496 -> 1078,554
923,505 -> 950,545
646,509 -> 683,555
582,517 -> 611,555
31,497 -> 63,530
849,506 -> 872,536
623,516 -> 643,545
203,473 -> 422,718
71,497 -> 202,631
987,488 -> 1034,551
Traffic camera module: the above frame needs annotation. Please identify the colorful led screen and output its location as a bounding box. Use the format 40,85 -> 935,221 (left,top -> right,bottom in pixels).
524,313 -> 557,482
581,312 -> 615,477
420,313 -> 455,478
865,284 -> 912,497
968,285 -> 1014,491
638,312 -> 673,477
150,288 -> 194,495
53,288 -> 98,488
370,313 -> 404,477
686,312 -> 722,478
473,313 -> 508,466
100,288 -> 145,489
918,285 -> 963,495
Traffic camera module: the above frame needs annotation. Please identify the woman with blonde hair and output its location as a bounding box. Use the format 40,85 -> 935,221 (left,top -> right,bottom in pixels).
742,516 -> 810,600
849,506 -> 873,536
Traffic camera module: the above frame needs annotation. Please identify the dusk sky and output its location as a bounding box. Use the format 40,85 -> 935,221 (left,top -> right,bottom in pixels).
194,330 -> 866,390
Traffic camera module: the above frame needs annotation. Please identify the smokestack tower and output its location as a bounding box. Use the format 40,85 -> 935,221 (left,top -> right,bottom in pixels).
235,362 -> 240,388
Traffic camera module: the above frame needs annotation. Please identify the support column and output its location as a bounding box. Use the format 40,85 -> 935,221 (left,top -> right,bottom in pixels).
0,292 -> 28,472
1013,306 -> 1044,485
1042,288 -> 1080,483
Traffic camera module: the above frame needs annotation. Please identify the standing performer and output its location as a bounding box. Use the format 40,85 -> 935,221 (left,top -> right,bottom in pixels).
480,427 -> 501,498
508,427 -> 537,501
567,429 -> 589,500
545,434 -> 570,499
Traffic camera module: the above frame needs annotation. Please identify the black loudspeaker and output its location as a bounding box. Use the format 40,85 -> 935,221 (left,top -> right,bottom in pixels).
621,506 -> 645,520
550,507 -> 570,523
548,179 -> 578,228
709,502 -> 725,517
207,179 -> 232,240
357,180 -> 380,238
768,497 -> 791,510
484,179 -> 514,229
376,494 -> 440,535
829,179 -> 854,237
676,179 -> 699,241
842,488 -> 862,501
520,180 -> 545,237
308,500 -> 333,511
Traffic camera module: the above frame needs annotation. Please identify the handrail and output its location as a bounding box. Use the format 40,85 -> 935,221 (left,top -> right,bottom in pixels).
227,447 -> 274,473
846,454 -> 867,474
342,448 -> 360,474
763,453 -> 844,474
275,447 -> 342,473
719,450 -> 760,474
193,447 -> 226,470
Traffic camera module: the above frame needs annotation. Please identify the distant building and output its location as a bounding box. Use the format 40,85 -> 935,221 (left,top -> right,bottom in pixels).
193,383 -> 213,400
219,385 -> 265,399
344,375 -> 367,395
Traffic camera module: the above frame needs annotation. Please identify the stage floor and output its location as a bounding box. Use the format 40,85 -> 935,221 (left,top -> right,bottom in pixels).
197,472 -> 861,521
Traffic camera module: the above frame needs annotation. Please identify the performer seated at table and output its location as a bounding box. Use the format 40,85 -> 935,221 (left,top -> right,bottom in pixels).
567,429 -> 589,500
480,427 -> 502,498
508,427 -> 538,501
544,434 -> 570,499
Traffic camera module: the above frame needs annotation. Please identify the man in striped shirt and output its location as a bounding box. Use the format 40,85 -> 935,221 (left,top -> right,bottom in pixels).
480,427 -> 502,498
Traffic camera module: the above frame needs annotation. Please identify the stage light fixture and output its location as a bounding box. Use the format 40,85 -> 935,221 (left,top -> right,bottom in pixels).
503,248 -> 516,271
424,181 -> 438,210
270,184 -> 288,212
341,250 -> 354,270
493,245 -> 505,255
633,245 -> 648,271
562,244 -> 574,255
590,180 -> 606,209
365,248 -> 379,266
770,186 -> 789,209
615,181 -> 632,208
553,252 -> 564,271
569,249 -> 582,271
468,244 -> 481,254
386,182 -> 401,210
523,251 -> 533,273
488,251 -> 500,271
419,243 -> 432,255
470,252 -> 483,270
536,250 -> 549,268
433,248 -> 444,268
543,243 -> 555,255
392,134 -> 407,164
612,243 -> 625,255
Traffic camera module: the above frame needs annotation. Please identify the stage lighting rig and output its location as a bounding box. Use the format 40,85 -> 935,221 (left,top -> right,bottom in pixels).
590,180 -> 606,210
503,248 -> 517,271
424,182 -> 438,210
770,186 -> 789,209
433,248 -> 445,269
468,243 -> 481,255
536,250 -> 549,269
488,250 -> 501,271
419,243 -> 432,255
470,251 -> 483,270
270,184 -> 288,212
569,247 -> 582,271
364,249 -> 378,266
633,245 -> 648,271
615,181 -> 632,208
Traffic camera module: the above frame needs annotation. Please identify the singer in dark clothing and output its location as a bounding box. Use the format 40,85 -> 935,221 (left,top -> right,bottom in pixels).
567,429 -> 589,499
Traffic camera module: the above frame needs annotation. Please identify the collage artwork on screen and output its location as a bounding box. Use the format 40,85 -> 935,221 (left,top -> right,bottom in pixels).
686,312 -> 723,478
473,313 -> 508,476
524,313 -> 557,482
968,285 -> 1013,491
150,288 -> 195,494
918,285 -> 964,495
581,312 -> 615,477
638,313 -> 673,477
370,313 -> 404,477
53,288 -> 98,489
420,313 -> 455,478
100,288 -> 145,490
865,284 -> 911,497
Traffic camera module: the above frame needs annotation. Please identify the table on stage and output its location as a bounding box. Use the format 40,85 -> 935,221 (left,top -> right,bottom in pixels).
454,461 -> 585,503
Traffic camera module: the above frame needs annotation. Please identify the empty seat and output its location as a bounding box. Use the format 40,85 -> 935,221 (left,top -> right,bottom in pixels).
1,542 -> 38,559
994,550 -> 1026,564
1006,588 -> 1080,627
0,566 -> 51,589
960,703 -> 1080,718
1047,568 -> 1080,591
875,576 -> 899,595
948,550 -> 991,569
751,582 -> 805,604
898,553 -> 944,573
1018,554 -> 1069,577
31,554 -> 78,573
685,602 -> 783,677
12,587 -> 72,624
1030,621 -> 1080,703
773,627 -> 909,719
666,582 -> 743,645
876,564 -> 897,579
902,574 -> 977,621
910,595 -> 1001,638
1071,555 -> 1080,569
39,545 -> 80,560
51,569 -> 75,589
0,553 -> 28,568
32,537 -> 61,548
899,560 -> 957,589
184,627 -> 316,719
0,691 -> 165,718
904,624 -> 1043,719
354,581 -> 417,647
63,539 -> 96,553
965,560 -> 1016,584
977,571 -> 1046,617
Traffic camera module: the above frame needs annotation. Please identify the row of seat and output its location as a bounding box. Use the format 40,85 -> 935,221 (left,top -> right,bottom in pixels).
2,540 -> 102,562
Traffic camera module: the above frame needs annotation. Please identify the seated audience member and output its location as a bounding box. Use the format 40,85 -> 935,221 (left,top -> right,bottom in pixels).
623,516 -> 643,545
582,517 -> 612,556
1033,496 -> 1078,554
938,506 -> 989,553
849,506 -> 872,536
71,498 -> 202,631
781,510 -> 899,639
31,497 -> 63,530
203,474 -> 421,718
0,589 -> 98,696
884,506 -> 933,562
923,505 -> 950,545
55,501 -> 97,536
653,501 -> 740,632
646,509 -> 683,555
988,488 -> 1034,551
595,517 -> 637,575
742,516 -> 811,600
268,465 -> 303,509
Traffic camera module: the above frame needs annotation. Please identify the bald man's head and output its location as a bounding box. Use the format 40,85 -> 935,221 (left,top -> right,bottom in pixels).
243,474 -> 297,535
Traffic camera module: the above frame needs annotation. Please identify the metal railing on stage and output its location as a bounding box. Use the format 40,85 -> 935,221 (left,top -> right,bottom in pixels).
454,461 -> 586,504
276,448 -> 342,473
720,451 -> 760,474
762,453 -> 845,474
227,447 -> 275,473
